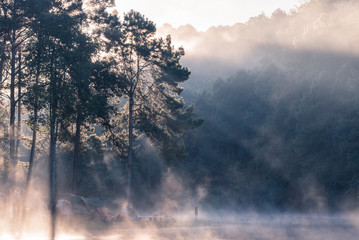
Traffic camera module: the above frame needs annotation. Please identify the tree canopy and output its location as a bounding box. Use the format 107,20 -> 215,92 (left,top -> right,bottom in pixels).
0,2 -> 200,238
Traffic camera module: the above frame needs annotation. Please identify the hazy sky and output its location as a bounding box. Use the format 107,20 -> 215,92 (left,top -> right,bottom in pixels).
115,0 -> 308,31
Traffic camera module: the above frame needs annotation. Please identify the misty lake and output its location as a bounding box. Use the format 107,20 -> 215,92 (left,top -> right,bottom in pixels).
62,213 -> 359,240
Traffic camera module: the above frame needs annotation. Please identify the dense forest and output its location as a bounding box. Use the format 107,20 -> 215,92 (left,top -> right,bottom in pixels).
1,2 -> 359,235
0,1 -> 203,237
177,0 -> 359,212
186,57 -> 359,211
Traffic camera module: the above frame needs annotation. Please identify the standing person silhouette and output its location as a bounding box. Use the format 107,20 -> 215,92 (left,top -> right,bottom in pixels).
195,206 -> 198,221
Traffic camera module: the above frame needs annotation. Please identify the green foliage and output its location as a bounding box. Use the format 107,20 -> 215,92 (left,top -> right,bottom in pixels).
0,1 -> 200,208
101,10 -> 202,164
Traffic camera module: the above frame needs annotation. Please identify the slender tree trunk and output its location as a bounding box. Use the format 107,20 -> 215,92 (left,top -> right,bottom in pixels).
49,52 -> 58,240
48,90 -> 59,240
49,116 -> 57,240
0,37 -> 5,87
9,29 -> 17,189
3,125 -> 8,183
72,112 -> 81,193
0,36 -> 6,183
16,50 -> 21,160
20,104 -> 37,236
26,39 -> 42,192
26,109 -> 37,191
1,36 -> 7,183
19,109 -> 37,236
20,45 -> 40,235
126,55 -> 141,205
127,95 -> 134,205
26,33 -> 43,191
21,107 -> 37,240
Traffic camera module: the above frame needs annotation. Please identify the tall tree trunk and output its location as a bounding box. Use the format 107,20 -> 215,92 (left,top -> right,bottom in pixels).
26,33 -> 43,191
0,37 -> 5,87
20,45 -> 40,234
49,120 -> 57,240
49,101 -> 58,240
20,105 -> 37,236
3,125 -> 8,183
1,35 -> 6,184
126,55 -> 141,205
16,50 -> 21,160
19,108 -> 37,236
72,112 -> 81,193
26,107 -> 37,191
9,29 -> 17,189
49,52 -> 58,240
127,95 -> 134,205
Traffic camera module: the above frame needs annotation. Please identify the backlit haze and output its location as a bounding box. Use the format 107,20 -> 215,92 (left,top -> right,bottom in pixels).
115,0 -> 307,31
3,0 -> 359,239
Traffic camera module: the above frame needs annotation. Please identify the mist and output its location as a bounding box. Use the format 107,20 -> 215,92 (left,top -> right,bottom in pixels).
157,0 -> 359,94
2,0 -> 359,239
162,0 -> 359,228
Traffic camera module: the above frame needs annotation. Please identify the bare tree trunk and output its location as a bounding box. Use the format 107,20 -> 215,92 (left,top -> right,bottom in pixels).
20,109 -> 37,236
26,110 -> 37,191
3,124 -> 8,183
0,37 -> 5,88
15,50 -> 21,160
21,37 -> 41,237
72,112 -> 81,193
126,55 -> 141,205
127,95 -> 134,205
0,35 -> 6,184
48,94 -> 59,240
9,29 -> 17,189
49,119 -> 57,240
49,52 -> 58,240
26,33 -> 43,191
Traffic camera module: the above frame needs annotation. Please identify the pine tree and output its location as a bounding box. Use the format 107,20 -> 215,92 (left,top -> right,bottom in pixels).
24,1 -> 89,238
102,10 -> 201,204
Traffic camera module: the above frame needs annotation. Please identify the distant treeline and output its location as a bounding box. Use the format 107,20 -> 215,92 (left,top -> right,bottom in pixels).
183,54 -> 359,212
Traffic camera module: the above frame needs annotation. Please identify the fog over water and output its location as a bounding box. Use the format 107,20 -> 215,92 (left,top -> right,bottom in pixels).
3,0 -> 359,239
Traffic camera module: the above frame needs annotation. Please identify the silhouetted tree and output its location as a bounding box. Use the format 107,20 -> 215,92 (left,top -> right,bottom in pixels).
101,10 -> 201,204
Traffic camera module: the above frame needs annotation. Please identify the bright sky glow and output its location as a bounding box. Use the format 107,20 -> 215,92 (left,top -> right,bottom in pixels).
115,0 -> 308,31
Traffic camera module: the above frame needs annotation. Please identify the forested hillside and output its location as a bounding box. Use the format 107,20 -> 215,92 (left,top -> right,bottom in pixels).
146,0 -> 359,212
185,57 -> 359,211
